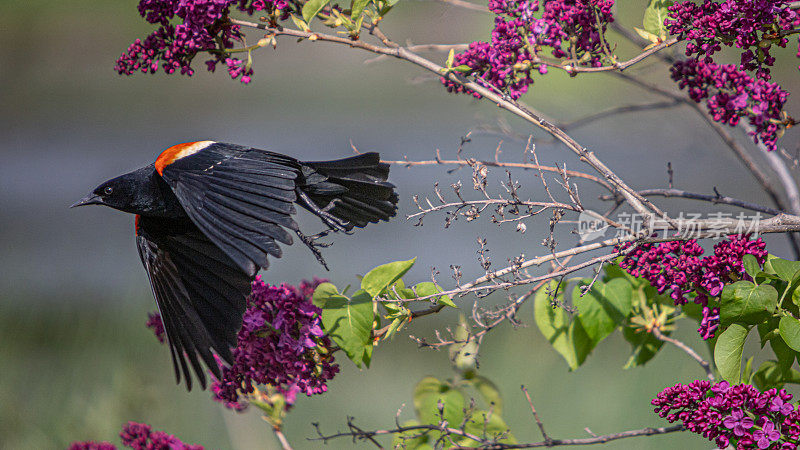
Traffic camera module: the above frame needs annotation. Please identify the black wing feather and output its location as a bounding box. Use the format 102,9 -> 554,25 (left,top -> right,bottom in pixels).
136,216 -> 251,390
161,144 -> 301,275
300,152 -> 399,229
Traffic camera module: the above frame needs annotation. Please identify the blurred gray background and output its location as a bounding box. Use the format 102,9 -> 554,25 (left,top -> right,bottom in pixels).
2,0 -> 800,448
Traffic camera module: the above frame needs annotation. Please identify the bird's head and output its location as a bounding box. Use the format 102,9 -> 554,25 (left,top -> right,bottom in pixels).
71,167 -> 152,214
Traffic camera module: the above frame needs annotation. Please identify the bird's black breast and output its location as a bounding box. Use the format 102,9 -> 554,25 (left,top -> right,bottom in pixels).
132,166 -> 188,219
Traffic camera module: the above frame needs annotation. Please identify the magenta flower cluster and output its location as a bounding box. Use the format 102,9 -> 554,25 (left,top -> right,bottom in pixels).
442,0 -> 614,99
652,380 -> 800,449
212,276 -> 338,409
671,58 -> 791,151
619,234 -> 767,340
116,0 -> 289,83
69,422 -> 203,450
145,312 -> 166,344
663,0 -> 798,151
665,0 -> 800,81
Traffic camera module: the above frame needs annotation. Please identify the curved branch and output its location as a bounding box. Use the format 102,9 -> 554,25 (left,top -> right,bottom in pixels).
599,188 -> 784,216
651,328 -> 715,382
313,419 -> 684,448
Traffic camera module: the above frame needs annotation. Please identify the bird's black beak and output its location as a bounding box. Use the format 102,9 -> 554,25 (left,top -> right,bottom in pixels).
71,193 -> 103,208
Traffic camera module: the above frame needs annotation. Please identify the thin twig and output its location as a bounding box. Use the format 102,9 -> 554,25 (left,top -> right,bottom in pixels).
313,419 -> 684,448
599,188 -> 784,216
521,386 -> 552,445
273,427 -> 294,450
382,155 -> 615,193
651,328 -> 715,381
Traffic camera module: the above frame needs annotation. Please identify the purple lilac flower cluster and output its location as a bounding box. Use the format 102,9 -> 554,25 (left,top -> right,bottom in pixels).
69,422 -> 203,450
117,0 -> 290,83
212,276 -> 338,409
68,443 -> 116,450
663,0 -> 798,151
619,234 -> 767,340
652,380 -> 800,449
442,0 -> 614,99
671,58 -> 792,151
665,0 -> 800,81
145,312 -> 166,344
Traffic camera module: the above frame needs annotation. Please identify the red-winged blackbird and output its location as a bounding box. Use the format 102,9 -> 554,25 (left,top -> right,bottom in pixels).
73,141 -> 398,390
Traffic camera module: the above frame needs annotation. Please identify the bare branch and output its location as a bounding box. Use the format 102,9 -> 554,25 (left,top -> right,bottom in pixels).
312,417 -> 684,448
599,188 -> 784,216
651,328 -> 715,382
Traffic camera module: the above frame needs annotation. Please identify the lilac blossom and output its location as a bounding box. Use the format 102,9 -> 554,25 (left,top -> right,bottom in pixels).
665,0 -> 800,80
145,312 -> 165,344
754,419 -> 783,449
442,0 -> 614,99
652,380 -> 799,449
70,422 -> 204,450
118,0 -> 290,83
671,58 -> 792,151
619,234 -> 767,339
212,276 -> 338,409
723,408 -> 754,436
68,443 -> 117,450
119,422 -> 204,449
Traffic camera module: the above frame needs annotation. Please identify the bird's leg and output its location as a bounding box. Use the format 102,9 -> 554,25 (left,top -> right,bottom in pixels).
294,189 -> 352,233
295,229 -> 330,271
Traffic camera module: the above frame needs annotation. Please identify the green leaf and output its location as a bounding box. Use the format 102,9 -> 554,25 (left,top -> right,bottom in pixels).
751,360 -> 800,390
743,254 -> 761,281
312,282 -> 339,308
770,333 -> 796,371
414,282 -> 456,308
743,356 -> 755,383
384,317 -> 406,340
768,258 -> 800,282
459,411 -> 516,446
719,281 -> 778,328
414,379 -> 466,426
621,324 -> 664,368
392,420 -> 430,449
361,258 -> 416,298
573,278 -> 633,345
320,289 -> 374,367
534,281 -> 591,369
450,338 -> 479,373
633,27 -> 660,44
445,48 -> 455,68
469,375 -> 503,415
779,315 -> 800,352
290,14 -> 311,32
302,0 -> 331,23
643,0 -> 673,37
714,323 -> 750,384
758,316 -> 781,347
351,0 -> 371,19
413,377 -> 443,412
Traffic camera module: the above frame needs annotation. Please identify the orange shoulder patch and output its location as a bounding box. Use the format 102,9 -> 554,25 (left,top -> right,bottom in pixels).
154,141 -> 215,175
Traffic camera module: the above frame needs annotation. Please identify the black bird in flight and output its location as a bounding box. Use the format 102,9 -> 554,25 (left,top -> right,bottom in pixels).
73,141 -> 398,390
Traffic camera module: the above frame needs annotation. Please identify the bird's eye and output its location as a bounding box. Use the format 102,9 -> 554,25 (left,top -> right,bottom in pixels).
104,186 -> 114,195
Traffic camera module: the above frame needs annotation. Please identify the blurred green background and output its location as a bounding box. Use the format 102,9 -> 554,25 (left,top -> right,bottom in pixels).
2,0 -> 800,448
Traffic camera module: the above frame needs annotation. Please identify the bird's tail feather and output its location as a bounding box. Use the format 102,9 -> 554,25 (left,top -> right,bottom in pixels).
299,153 -> 398,229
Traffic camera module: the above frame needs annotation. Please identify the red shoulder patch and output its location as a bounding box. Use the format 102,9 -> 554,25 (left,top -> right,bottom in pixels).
135,214 -> 141,235
154,141 -> 215,175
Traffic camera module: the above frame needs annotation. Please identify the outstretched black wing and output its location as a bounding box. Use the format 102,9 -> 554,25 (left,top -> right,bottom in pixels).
158,143 -> 301,276
136,215 -> 252,390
